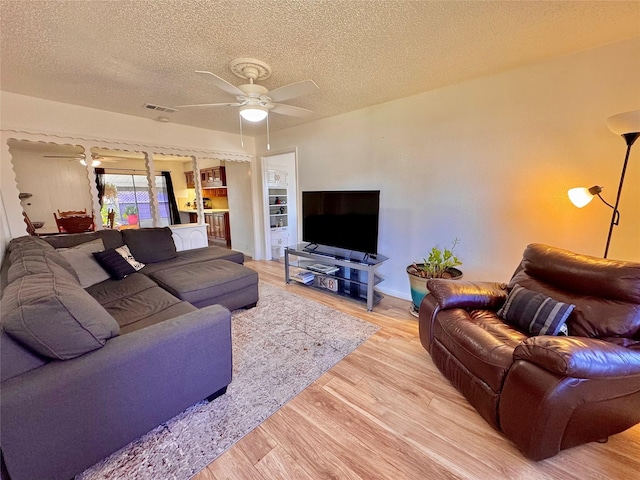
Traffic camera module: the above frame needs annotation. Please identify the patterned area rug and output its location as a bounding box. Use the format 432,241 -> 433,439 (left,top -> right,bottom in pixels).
78,282 -> 379,479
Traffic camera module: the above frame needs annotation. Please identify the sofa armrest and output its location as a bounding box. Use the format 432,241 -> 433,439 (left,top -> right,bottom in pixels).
425,279 -> 508,310
1,304 -> 232,480
514,336 -> 640,378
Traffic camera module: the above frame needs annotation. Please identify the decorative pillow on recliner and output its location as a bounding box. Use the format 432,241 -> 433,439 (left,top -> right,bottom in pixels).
497,284 -> 575,336
93,245 -> 145,280
122,227 -> 177,263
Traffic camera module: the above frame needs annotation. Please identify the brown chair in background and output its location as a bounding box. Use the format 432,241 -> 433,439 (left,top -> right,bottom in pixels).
57,208 -> 87,218
23,212 -> 58,236
53,212 -> 95,234
106,209 -> 115,229
22,212 -> 38,236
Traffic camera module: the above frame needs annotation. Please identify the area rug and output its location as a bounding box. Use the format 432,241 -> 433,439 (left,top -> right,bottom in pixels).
77,281 -> 379,479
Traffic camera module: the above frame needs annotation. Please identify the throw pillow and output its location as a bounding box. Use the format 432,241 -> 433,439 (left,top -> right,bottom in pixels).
57,239 -> 110,288
497,284 -> 575,336
93,245 -> 145,280
122,227 -> 177,264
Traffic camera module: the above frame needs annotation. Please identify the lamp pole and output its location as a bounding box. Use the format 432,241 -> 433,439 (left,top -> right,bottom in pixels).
604,132 -> 639,258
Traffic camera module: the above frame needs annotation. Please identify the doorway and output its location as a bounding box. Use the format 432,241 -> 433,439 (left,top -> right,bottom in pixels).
263,152 -> 298,260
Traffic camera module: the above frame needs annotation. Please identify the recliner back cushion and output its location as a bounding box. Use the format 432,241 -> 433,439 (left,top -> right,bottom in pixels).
1,273 -> 120,360
511,244 -> 640,339
122,227 -> 177,264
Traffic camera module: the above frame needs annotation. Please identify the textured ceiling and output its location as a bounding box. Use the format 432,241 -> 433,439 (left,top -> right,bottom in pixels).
1,1 -> 639,137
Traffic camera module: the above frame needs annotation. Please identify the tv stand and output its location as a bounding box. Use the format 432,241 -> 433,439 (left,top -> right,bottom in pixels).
284,244 -> 388,311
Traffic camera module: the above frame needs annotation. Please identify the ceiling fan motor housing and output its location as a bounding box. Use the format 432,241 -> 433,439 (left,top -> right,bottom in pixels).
237,83 -> 272,107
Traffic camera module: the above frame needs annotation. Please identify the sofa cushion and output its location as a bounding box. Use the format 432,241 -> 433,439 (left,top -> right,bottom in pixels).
122,227 -> 177,264
1,273 -> 120,360
8,246 -> 79,281
86,273 -> 192,330
93,246 -> 145,280
43,229 -> 125,250
7,249 -> 78,284
7,235 -> 55,253
57,239 -> 110,288
139,245 -> 244,274
86,272 -> 158,305
148,259 -> 258,310
498,284 -> 574,336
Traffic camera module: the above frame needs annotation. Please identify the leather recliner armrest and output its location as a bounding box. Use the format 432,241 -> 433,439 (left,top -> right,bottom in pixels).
514,336 -> 640,378
425,279 -> 508,310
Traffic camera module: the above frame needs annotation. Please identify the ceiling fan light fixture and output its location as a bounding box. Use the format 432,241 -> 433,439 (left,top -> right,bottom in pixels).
239,105 -> 268,122
80,159 -> 101,167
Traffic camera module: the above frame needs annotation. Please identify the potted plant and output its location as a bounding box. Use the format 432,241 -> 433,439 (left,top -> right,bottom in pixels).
124,206 -> 138,225
406,239 -> 463,317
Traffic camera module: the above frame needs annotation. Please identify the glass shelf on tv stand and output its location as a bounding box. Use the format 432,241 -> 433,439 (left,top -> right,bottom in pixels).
284,243 -> 388,311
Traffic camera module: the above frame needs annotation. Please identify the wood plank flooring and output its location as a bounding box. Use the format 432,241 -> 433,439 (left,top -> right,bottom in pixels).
194,259 -> 640,479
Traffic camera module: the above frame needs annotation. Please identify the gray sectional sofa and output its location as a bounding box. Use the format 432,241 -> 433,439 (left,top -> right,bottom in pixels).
0,227 -> 259,480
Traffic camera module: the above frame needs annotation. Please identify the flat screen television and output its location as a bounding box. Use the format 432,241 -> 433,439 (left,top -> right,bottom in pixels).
302,190 -> 380,255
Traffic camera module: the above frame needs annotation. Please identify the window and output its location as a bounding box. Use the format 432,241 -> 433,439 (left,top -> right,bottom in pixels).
101,173 -> 171,227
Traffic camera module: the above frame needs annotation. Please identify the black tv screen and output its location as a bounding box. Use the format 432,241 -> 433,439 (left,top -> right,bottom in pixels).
302,190 -> 380,254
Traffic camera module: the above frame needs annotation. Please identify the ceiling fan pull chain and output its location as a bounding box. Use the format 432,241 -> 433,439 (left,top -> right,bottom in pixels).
266,114 -> 271,151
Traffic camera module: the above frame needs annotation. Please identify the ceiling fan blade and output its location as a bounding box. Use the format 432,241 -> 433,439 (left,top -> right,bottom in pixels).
268,80 -> 319,103
195,70 -> 245,96
270,103 -> 315,118
176,102 -> 242,108
44,154 -> 85,159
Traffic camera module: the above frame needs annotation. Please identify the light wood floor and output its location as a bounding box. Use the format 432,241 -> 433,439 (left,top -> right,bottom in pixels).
194,259 -> 640,480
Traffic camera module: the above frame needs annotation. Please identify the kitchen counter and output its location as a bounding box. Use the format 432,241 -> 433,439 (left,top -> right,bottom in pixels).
179,209 -> 229,214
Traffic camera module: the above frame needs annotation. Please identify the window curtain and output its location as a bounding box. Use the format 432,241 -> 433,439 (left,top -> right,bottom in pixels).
95,168 -> 106,207
162,171 -> 181,224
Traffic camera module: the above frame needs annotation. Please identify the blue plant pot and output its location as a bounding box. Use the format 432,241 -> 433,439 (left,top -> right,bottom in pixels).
406,264 -> 463,317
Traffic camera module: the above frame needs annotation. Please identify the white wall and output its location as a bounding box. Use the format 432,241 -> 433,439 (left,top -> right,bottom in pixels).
10,147 -> 93,229
225,160 -> 254,255
259,38 -> 640,300
1,92 -> 252,152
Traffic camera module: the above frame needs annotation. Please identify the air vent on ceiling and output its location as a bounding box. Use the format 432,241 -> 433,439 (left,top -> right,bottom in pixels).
144,103 -> 177,113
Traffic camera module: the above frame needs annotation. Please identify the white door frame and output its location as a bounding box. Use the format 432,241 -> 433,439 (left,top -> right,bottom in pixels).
260,149 -> 298,260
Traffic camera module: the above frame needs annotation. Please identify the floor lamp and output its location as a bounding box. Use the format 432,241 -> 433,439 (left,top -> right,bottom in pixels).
568,109 -> 640,258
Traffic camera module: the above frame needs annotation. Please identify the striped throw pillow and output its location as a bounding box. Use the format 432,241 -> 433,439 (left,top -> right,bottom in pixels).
497,284 -> 574,336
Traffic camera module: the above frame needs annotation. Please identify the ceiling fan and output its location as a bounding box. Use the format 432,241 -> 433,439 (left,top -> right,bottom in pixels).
43,153 -> 118,167
176,58 -> 320,123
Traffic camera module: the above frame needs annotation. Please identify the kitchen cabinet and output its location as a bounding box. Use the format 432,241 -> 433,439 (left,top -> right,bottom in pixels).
185,171 -> 195,189
185,167 -> 226,189
201,167 -> 226,187
205,212 -> 230,247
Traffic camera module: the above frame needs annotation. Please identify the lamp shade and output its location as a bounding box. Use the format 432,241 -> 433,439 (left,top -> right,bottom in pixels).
239,105 -> 268,122
568,186 -> 602,208
606,109 -> 640,136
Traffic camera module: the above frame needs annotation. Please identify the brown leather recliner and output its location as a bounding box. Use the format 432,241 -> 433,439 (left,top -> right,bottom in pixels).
418,243 -> 640,460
